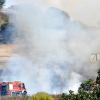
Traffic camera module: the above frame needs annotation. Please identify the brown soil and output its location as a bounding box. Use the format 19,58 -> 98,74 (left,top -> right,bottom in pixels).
0,44 -> 13,63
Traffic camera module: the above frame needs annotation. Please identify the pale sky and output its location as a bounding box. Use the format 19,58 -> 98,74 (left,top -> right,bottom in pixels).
5,0 -> 13,7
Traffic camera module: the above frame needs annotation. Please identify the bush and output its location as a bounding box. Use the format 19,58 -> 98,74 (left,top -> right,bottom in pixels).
29,92 -> 54,100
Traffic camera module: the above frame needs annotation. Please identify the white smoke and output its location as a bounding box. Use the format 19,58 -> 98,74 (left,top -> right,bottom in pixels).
11,0 -> 100,26
4,1 -> 100,94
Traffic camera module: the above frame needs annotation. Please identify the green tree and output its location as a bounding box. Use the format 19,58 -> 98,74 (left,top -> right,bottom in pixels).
96,69 -> 100,84
79,79 -> 94,92
0,0 -> 5,8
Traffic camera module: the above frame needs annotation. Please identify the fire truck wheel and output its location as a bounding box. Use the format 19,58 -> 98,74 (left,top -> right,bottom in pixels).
22,90 -> 27,96
11,91 -> 16,96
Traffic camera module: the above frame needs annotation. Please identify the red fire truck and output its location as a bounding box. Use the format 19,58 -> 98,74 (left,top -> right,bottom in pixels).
0,81 -> 27,96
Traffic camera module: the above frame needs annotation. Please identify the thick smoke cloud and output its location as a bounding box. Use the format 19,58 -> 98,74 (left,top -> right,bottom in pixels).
5,1 -> 100,94
12,0 -> 100,26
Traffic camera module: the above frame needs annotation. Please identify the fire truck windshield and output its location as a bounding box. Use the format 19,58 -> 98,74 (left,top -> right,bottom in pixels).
18,84 -> 21,87
18,83 -> 25,88
22,83 -> 25,88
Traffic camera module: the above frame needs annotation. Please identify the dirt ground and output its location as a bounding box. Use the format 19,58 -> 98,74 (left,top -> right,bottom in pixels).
0,44 -> 13,63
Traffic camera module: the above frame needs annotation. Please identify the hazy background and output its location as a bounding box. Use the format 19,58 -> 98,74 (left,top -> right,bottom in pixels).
5,0 -> 100,26
3,0 -> 100,94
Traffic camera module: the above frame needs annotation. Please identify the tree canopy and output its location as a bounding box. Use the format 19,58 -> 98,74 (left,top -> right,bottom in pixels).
0,0 -> 5,8
59,69 -> 100,100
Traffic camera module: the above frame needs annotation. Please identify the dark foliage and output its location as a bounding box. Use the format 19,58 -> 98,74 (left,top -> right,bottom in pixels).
0,23 -> 18,43
59,68 -> 100,100
0,0 -> 5,8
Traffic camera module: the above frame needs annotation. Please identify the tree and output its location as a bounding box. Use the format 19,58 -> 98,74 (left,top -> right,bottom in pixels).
59,69 -> 100,100
79,79 -> 94,92
0,0 -> 5,8
96,69 -> 100,84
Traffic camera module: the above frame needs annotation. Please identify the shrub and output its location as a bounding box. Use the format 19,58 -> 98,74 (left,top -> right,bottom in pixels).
29,92 -> 54,100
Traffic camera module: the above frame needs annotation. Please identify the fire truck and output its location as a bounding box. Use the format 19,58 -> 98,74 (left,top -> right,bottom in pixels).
0,81 -> 27,96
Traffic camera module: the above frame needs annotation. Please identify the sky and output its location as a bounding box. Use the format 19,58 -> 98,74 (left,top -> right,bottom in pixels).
5,0 -> 13,7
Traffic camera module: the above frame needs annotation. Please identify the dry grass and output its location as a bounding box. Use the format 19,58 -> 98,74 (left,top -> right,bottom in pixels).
0,96 -> 29,100
52,94 -> 62,100
0,94 -> 62,100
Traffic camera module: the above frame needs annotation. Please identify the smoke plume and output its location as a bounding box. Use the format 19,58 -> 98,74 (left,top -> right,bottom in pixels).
4,0 -> 100,94
12,0 -> 100,26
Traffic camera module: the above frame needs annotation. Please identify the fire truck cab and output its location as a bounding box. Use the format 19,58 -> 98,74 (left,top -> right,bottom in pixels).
0,81 -> 27,96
